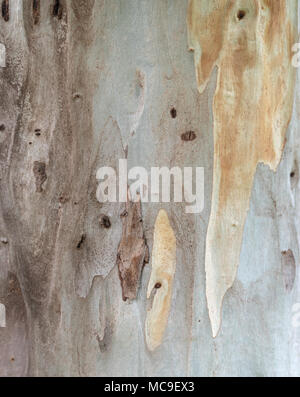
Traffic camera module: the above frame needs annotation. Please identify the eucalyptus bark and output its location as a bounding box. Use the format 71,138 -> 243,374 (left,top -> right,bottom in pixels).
0,0 -> 299,377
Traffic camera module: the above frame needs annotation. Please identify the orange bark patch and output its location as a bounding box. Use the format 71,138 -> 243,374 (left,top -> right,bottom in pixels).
188,0 -> 297,337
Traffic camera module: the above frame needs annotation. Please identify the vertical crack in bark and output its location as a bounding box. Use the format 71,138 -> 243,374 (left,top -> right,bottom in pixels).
117,191 -> 148,301
188,0 -> 298,337
1,0 -> 9,22
32,0 -> 40,25
145,209 -> 176,351
52,0 -> 62,19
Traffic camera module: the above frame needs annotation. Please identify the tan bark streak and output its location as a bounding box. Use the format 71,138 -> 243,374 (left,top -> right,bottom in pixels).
188,0 -> 297,337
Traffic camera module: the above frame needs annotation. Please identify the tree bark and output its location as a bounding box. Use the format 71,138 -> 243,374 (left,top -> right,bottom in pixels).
0,0 -> 299,377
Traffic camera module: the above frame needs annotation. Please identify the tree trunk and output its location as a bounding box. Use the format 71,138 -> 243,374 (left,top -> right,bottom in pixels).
0,0 -> 299,377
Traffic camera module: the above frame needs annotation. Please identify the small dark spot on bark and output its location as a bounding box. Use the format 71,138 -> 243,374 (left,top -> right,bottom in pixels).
33,161 -> 47,193
170,107 -> 177,119
77,234 -> 86,249
52,0 -> 62,19
99,215 -> 111,229
32,0 -> 40,25
73,93 -> 82,102
96,324 -> 113,353
59,194 -> 69,204
120,210 -> 128,218
181,131 -> 196,142
155,282 -> 162,289
34,129 -> 41,136
2,0 -> 9,22
237,10 -> 246,20
0,124 -> 5,131
290,162 -> 299,189
10,357 -> 15,362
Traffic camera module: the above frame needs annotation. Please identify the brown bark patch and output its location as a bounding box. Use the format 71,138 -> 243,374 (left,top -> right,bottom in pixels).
117,193 -> 148,301
181,131 -> 196,142
99,215 -> 111,229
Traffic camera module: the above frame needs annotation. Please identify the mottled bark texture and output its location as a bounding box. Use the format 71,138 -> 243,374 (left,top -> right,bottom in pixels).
0,0 -> 300,377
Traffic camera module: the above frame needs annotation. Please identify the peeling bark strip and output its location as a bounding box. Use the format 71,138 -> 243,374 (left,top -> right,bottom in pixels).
117,192 -> 148,301
188,0 -> 297,337
145,210 -> 176,351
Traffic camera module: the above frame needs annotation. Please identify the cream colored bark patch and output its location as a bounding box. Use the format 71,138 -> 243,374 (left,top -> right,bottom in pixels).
145,210 -> 176,351
188,0 -> 297,337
